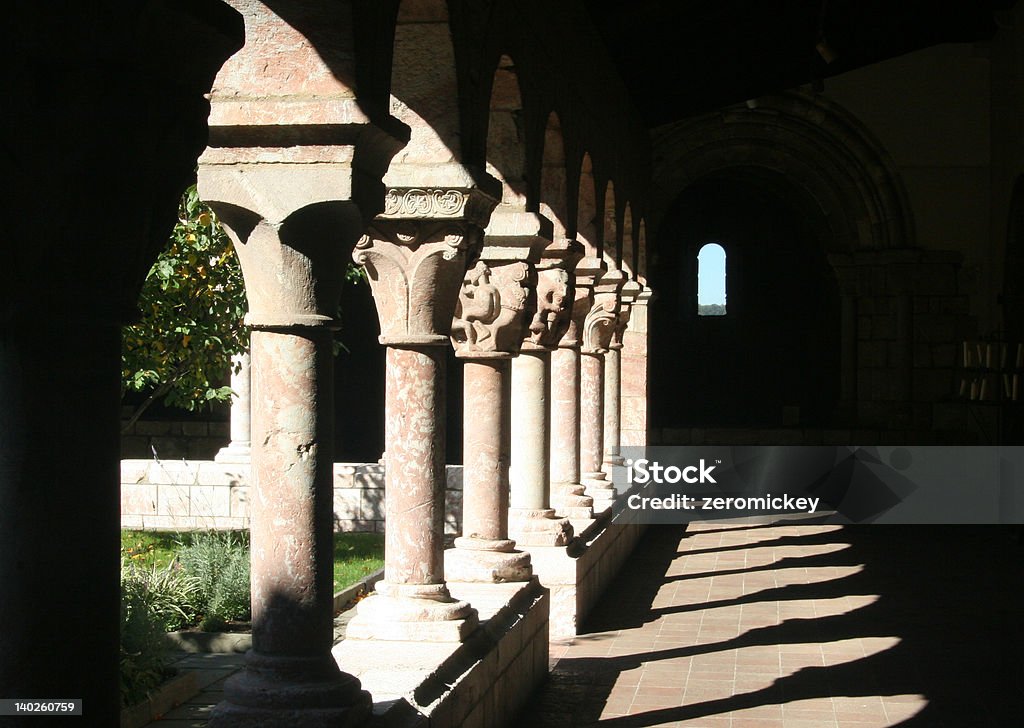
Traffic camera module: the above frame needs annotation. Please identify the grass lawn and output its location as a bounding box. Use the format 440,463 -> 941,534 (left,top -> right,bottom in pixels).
121,530 -> 384,592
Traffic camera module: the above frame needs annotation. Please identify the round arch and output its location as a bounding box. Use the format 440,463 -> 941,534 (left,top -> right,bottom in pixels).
651,91 -> 914,255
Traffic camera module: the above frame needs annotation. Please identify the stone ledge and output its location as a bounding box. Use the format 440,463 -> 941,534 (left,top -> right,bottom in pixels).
120,670 -> 199,728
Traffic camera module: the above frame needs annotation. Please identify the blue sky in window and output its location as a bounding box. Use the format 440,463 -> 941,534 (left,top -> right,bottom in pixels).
698,242 -> 726,305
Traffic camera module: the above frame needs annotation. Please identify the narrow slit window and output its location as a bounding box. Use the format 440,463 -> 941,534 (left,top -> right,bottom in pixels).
697,242 -> 726,316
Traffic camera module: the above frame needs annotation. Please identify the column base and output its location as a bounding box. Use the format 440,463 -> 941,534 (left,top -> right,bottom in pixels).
344,582 -> 479,642
582,471 -> 616,514
551,482 -> 595,519
214,443 -> 251,464
508,508 -> 574,546
445,544 -> 533,583
602,454 -> 625,475
210,652 -> 370,728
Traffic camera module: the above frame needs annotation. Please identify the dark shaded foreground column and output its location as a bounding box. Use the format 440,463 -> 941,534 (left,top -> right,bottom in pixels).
1,3 -> 242,724
0,323 -> 121,725
346,190 -> 496,641
579,270 -> 624,513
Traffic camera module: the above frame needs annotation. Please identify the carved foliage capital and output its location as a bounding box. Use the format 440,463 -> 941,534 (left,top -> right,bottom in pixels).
451,260 -> 533,357
355,220 -> 481,346
582,293 -> 619,354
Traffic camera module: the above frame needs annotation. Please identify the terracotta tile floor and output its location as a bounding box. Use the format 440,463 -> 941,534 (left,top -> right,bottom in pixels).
522,522 -> 1023,727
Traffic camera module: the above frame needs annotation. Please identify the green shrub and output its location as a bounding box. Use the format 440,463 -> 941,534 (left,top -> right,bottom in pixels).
177,531 -> 251,630
119,561 -> 199,706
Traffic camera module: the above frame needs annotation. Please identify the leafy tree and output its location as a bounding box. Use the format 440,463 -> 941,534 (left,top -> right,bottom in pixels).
121,185 -> 248,431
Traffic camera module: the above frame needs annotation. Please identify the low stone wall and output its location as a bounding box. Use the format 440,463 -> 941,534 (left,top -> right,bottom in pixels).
333,579 -> 549,728
120,459 -> 463,533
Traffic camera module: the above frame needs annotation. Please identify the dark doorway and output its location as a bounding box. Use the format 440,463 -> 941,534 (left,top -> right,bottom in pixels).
650,175 -> 841,429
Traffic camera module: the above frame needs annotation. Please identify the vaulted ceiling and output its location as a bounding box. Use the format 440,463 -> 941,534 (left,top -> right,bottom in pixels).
585,0 -> 1016,126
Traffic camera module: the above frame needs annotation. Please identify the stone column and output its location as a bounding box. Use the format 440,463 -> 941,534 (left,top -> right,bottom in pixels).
603,280 -> 641,472
198,160 -> 382,723
580,270 -> 624,513
445,240 -> 536,583
549,252 -> 597,520
505,229 -> 579,547
215,349 -> 252,463
621,286 -> 654,448
346,187 -> 497,641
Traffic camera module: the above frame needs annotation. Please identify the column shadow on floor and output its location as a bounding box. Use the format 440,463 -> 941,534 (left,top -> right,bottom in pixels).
520,523 -> 1023,727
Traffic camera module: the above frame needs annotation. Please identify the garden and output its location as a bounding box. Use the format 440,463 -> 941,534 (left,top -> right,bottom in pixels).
119,529 -> 384,707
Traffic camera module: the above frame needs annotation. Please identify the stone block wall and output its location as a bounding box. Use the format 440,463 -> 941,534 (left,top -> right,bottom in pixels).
121,419 -> 230,461
121,460 -> 464,533
832,249 -> 977,433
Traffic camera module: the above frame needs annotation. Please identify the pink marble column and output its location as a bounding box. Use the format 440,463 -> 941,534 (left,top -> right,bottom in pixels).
509,350 -> 573,545
446,251 -> 535,583
621,286 -> 654,448
549,263 -> 597,520
193,208 -> 374,725
579,270 -> 625,512
603,280 -> 640,472
346,191 -> 496,642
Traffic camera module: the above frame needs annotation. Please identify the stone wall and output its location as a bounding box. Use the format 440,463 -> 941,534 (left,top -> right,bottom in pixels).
121,460 -> 464,534
121,419 -> 230,461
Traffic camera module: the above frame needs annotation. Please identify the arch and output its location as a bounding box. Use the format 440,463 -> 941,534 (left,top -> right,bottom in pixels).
539,112 -> 570,240
576,153 -> 598,257
602,180 -> 618,269
485,54 -> 528,208
651,91 -> 914,256
386,0 -> 462,174
622,203 -> 635,278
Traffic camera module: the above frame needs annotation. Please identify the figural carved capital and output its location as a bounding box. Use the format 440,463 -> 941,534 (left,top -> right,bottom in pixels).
526,239 -> 583,350
560,256 -> 605,350
612,279 -> 644,350
450,260 -> 532,358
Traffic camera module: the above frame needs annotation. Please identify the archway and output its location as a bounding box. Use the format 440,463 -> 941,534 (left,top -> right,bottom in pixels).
651,173 -> 842,429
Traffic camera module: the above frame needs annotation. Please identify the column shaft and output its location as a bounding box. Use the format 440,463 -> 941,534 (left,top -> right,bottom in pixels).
551,347 -> 581,484
462,359 -> 508,541
216,327 -> 367,724
580,352 -> 605,476
384,346 -> 446,588
603,347 -> 622,468
249,329 -> 335,655
510,351 -> 550,510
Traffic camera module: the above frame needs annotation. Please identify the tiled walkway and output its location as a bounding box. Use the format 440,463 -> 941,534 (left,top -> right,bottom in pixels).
149,523 -> 1022,727
521,522 -> 1023,728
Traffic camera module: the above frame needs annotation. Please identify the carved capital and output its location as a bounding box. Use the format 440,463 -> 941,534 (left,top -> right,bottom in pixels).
450,260 -> 533,357
583,270 -> 626,354
355,220 -> 481,346
559,255 -> 605,349
612,279 -> 644,349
